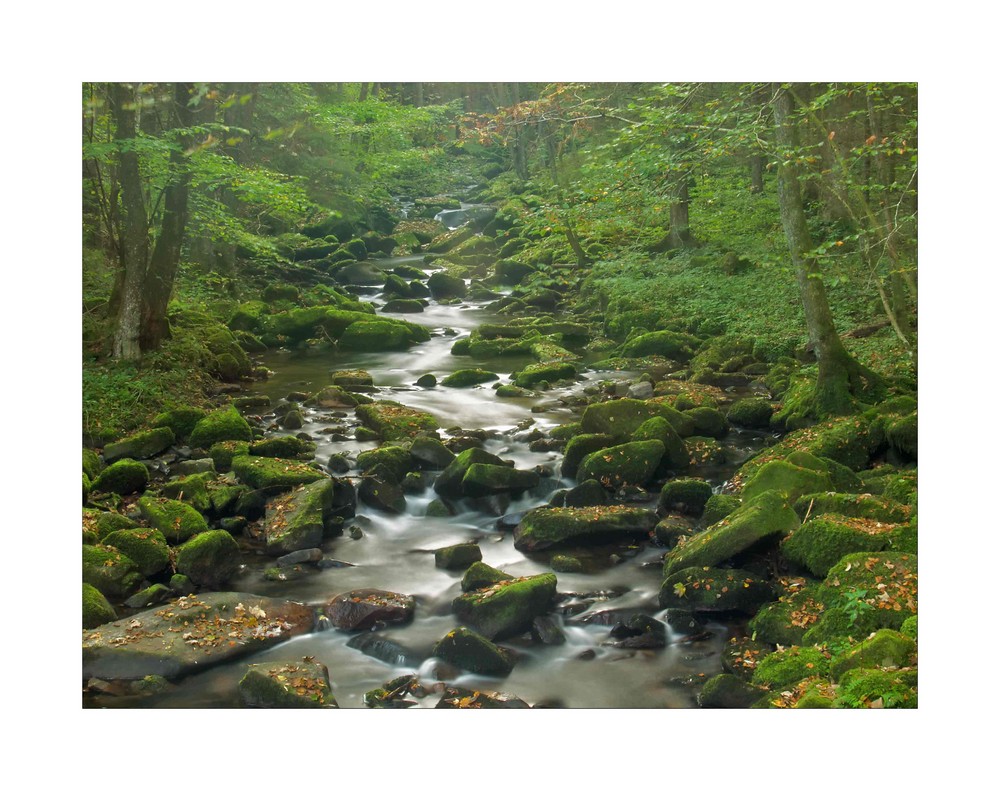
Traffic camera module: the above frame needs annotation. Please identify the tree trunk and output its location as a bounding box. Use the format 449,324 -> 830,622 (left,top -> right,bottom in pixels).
359,83 -> 370,101
669,179 -> 695,248
772,84 -> 880,416
109,83 -> 149,361
140,82 -> 195,351
749,154 -> 765,193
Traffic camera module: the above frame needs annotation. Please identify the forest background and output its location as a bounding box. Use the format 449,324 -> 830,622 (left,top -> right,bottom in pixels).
5,1 -> 994,787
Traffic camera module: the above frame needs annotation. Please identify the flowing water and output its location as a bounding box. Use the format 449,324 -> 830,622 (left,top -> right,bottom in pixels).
130,254 -> 774,709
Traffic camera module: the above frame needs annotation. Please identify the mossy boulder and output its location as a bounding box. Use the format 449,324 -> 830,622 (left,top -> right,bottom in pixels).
428,271 -> 468,299
740,458 -> 832,503
209,440 -> 250,473
514,505 -> 657,552
231,455 -> 326,490
581,398 -> 692,440
620,330 -> 698,361
433,447 -> 506,499
339,320 -> 417,351
93,459 -> 149,495
452,573 -> 558,640
137,496 -> 210,544
174,530 -> 241,588
441,368 -> 500,387
383,298 -> 425,313
901,615 -> 917,641
161,472 -> 213,514
103,426 -> 175,463
747,583 -> 827,646
152,406 -> 208,443
659,567 -> 775,614
433,627 -> 516,676
657,478 -> 714,517
561,433 -> 617,478
751,645 -> 830,690
663,491 -> 799,576
461,562 -> 514,592
633,416 -> 691,471
409,435 -> 456,470
685,407 -> 728,438
250,436 -> 316,459
263,479 -> 335,555
726,398 -> 775,429
512,361 -> 577,388
239,660 -> 337,708
698,674 -> 766,708
103,528 -> 170,577
702,493 -> 742,525
356,401 -> 439,441
83,448 -> 104,480
357,445 -> 415,482
188,406 -> 253,449
435,543 -> 483,570
781,513 -> 913,577
885,412 -> 917,459
792,492 -> 912,524
461,464 -> 540,498
830,629 -> 916,680
577,440 -> 665,488
82,544 -> 144,600
331,369 -> 375,390
83,583 -> 118,629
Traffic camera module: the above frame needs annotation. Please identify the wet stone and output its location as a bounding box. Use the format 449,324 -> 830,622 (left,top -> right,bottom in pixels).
276,548 -> 324,568
325,589 -> 416,631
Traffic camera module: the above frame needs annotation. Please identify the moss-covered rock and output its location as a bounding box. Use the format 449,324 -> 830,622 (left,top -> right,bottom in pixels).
83,583 -> 117,628
740,458 -> 832,503
781,513 -> 912,577
138,496 -> 210,544
103,426 -> 175,463
82,544 -> 144,600
461,562 -> 514,592
657,478 -> 714,517
239,660 -> 337,708
461,463 -> 540,498
151,406 -> 208,443
83,448 -> 104,480
792,492 -> 912,524
427,271 -> 468,299
633,416 -> 691,472
726,398 -> 775,429
189,406 -> 253,449
103,528 -> 170,577
231,455 -> 326,490
684,407 -> 728,438
751,645 -> 830,690
659,567 -> 775,614
702,493 -> 742,525
263,479 -> 335,556
382,298 -> 425,313
339,320 -> 419,351
160,472 -> 213,513
441,368 -> 500,387
409,435 -> 456,470
209,440 -> 250,473
357,445 -> 415,482
698,673 -> 766,708
561,433 -> 617,478
684,436 -> 726,466
356,401 -> 439,441
747,583 -> 827,646
433,447 -> 506,498
829,629 -> 916,680
620,329 -> 699,361
512,361 -> 577,388
433,627 -> 516,676
331,369 -> 375,390
514,505 -> 657,552
175,530 -> 241,589
577,440 -> 665,488
900,615 -> 917,641
885,412 -> 917,459
452,573 -> 557,640
93,459 -> 149,495
663,491 -> 799,576
250,436 -> 316,459
581,398 -> 692,440
435,543 -> 483,570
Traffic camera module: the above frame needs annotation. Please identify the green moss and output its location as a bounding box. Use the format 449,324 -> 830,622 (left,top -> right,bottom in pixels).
900,615 -> 917,641
231,455 -> 326,490
433,447 -> 505,498
433,627 -> 515,676
356,401 -> 439,441
550,422 -> 582,441
161,472 -> 213,513
152,406 -> 208,442
82,544 -> 144,600
357,446 -> 415,482
578,440 -> 665,488
175,530 -> 241,588
663,491 -> 799,576
885,412 -> 917,458
512,361 -> 577,388
137,496 -> 210,544
435,543 -> 484,570
748,583 -> 827,645
726,398 -> 775,429
792,492 -> 912,523
82,448 -> 104,480
632,417 -> 690,471
698,673 -> 765,708
685,407 -> 727,438
441,368 -> 500,387
660,567 -> 775,613
93,459 -> 149,495
684,436 -> 726,466
461,464 -> 540,497
581,398 -> 692,439
781,513 -> 904,577
188,406 -> 253,449
452,573 -> 558,640
103,528 -> 170,577
702,493 -> 741,525
561,433 -> 616,478
513,505 -> 657,552
751,645 -> 829,690
620,329 -> 699,361
83,583 -> 117,629
250,436 -> 316,459
461,562 -> 514,592
209,440 -> 250,472
740,458 -> 832,503
338,320 -> 413,351
829,629 -> 916,680
658,478 -> 714,517
239,661 -> 337,708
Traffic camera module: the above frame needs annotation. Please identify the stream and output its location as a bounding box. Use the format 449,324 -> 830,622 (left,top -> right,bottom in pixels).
128,253 -> 774,709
